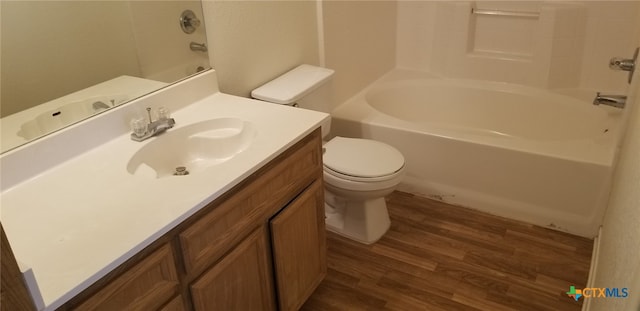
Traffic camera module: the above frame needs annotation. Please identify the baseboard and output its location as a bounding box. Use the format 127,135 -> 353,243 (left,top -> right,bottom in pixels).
582,226 -> 603,311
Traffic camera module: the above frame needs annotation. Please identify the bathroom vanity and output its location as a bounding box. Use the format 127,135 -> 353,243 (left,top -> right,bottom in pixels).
0,70 -> 329,310
64,129 -> 324,311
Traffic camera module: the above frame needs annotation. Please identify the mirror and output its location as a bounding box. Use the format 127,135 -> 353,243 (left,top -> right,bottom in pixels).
0,1 -> 211,153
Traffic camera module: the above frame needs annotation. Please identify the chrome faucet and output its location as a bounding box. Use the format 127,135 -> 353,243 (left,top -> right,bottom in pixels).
130,107 -> 175,141
593,92 -> 626,109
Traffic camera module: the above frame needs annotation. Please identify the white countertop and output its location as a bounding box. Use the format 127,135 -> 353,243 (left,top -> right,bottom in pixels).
0,89 -> 328,310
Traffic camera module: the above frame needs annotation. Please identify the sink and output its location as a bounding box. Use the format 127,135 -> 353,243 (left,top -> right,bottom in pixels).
126,118 -> 257,178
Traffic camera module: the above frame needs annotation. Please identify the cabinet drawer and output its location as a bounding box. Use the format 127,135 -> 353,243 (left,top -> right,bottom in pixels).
75,243 -> 179,311
179,129 -> 322,275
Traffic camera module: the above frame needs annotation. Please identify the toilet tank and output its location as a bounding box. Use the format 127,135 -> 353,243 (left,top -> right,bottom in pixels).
251,64 -> 335,137
251,64 -> 334,112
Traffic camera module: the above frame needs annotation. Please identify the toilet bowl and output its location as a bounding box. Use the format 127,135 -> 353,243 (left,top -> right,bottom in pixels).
322,136 -> 405,244
251,64 -> 405,244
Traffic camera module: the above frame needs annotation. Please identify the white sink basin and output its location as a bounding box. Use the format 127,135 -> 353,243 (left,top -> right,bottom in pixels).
126,118 -> 256,178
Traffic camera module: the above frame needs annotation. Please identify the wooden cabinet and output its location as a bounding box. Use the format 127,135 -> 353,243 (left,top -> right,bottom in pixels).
46,129 -> 326,311
75,244 -> 179,311
178,127 -> 321,278
160,296 -> 186,311
190,226 -> 275,311
1,225 -> 36,311
270,180 -> 326,311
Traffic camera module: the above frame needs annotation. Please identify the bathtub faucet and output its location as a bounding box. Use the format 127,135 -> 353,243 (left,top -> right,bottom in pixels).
593,92 -> 626,109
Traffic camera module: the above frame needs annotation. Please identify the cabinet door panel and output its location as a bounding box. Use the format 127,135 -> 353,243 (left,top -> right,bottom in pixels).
75,244 -> 179,311
190,227 -> 275,311
160,295 -> 185,311
270,181 -> 326,311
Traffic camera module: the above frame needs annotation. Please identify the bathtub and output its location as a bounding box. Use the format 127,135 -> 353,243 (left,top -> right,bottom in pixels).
330,69 -> 623,237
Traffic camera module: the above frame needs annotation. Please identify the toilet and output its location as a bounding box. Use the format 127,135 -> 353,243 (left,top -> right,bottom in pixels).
252,64 -> 405,244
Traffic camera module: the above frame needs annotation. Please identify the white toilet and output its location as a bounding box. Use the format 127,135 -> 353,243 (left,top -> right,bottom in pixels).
252,64 -> 405,244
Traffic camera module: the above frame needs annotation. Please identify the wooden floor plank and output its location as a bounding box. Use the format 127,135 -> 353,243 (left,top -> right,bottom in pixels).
452,292 -> 519,311
304,271 -> 388,310
301,191 -> 590,311
370,243 -> 439,271
356,279 -> 448,311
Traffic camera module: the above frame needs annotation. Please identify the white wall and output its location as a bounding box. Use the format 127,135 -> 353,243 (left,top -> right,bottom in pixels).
396,1 -> 436,73
580,1 -> 640,93
396,1 -> 639,93
323,1 -> 397,107
588,56 -> 640,311
588,17 -> 640,311
202,0 -> 396,112
202,0 -> 320,98
1,1 -> 141,117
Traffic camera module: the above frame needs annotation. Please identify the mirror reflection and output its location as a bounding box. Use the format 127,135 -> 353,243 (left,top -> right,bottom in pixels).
1,0 -> 210,153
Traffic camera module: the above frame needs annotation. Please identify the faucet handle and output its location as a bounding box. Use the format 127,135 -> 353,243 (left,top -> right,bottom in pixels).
130,118 -> 147,138
608,47 -> 639,84
609,57 -> 635,71
157,107 -> 170,121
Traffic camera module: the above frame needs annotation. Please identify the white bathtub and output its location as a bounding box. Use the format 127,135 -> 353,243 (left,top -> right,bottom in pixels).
331,69 -> 623,237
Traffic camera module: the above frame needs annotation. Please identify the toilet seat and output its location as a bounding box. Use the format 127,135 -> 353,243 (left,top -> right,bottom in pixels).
323,137 -> 405,180
323,167 -> 405,192
323,165 -> 403,183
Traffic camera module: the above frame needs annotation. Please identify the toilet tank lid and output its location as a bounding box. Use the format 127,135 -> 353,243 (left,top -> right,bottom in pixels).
251,64 -> 334,105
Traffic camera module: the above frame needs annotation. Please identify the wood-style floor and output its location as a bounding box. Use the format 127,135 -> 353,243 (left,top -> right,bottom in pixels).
301,191 -> 593,311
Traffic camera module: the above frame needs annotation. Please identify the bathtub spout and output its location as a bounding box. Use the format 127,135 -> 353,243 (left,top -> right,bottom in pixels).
593,92 -> 626,109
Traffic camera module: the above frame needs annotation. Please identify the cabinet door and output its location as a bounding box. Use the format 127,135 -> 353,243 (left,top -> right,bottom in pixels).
190,226 -> 275,311
75,243 -> 179,311
270,180 -> 327,311
160,295 -> 185,311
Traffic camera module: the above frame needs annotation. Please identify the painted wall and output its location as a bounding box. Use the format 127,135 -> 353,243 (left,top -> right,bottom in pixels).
396,1 -> 638,92
323,1 -> 397,107
588,18 -> 640,311
202,0 -> 396,111
1,1 -> 140,117
202,0 -> 320,98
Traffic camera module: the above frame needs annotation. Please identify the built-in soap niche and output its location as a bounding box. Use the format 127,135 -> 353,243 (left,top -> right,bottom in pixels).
431,1 -> 586,88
